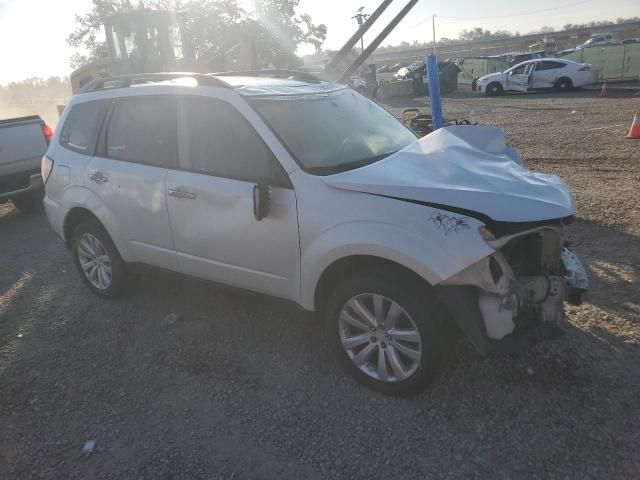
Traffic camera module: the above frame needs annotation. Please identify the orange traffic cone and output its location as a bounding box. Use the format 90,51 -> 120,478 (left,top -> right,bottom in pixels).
600,81 -> 607,97
627,112 -> 640,139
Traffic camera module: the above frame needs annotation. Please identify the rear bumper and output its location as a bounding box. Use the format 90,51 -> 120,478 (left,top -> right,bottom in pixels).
0,172 -> 43,201
43,194 -> 66,241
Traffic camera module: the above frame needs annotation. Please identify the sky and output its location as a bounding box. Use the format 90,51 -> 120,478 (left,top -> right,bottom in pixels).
0,0 -> 638,84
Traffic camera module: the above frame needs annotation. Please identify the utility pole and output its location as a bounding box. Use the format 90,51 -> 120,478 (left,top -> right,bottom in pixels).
432,15 -> 437,56
352,7 -> 370,53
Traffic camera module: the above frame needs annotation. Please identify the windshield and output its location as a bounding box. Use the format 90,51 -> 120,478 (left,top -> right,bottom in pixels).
249,89 -> 417,175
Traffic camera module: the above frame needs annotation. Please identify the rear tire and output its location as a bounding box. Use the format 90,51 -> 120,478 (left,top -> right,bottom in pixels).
485,82 -> 503,96
72,221 -> 127,298
555,77 -> 573,92
325,267 -> 446,395
12,190 -> 43,214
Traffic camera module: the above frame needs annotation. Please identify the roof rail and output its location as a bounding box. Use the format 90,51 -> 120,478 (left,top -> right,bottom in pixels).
78,72 -> 230,94
211,69 -> 321,82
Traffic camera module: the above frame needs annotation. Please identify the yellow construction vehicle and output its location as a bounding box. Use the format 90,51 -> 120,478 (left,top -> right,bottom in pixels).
70,9 -> 254,93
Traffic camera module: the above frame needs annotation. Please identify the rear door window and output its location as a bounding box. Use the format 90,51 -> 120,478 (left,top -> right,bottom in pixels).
106,96 -> 177,168
60,100 -> 111,154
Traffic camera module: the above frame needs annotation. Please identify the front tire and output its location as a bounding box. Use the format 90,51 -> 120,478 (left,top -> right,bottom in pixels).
485,82 -> 503,96
72,221 -> 127,298
325,268 -> 446,395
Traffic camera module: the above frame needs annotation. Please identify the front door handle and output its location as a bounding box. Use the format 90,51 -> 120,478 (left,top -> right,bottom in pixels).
168,187 -> 196,200
89,172 -> 109,184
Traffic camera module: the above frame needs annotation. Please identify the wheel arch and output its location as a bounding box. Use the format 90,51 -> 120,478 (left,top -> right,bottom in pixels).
312,255 -> 432,317
63,207 -> 107,249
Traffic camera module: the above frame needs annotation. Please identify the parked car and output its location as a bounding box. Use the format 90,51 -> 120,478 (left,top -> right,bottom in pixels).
558,48 -> 577,56
621,38 -> 639,45
394,61 -> 425,80
376,64 -> 392,73
475,58 -> 595,95
578,33 -> 616,48
43,72 -> 588,395
509,52 -> 543,65
0,115 -> 53,213
489,52 -> 543,66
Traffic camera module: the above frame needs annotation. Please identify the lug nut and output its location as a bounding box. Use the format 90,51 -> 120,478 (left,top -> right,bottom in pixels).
386,335 -> 392,341
370,337 -> 377,343
369,326 -> 376,332
381,342 -> 387,349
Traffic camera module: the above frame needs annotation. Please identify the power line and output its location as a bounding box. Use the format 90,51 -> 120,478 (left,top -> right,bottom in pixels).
409,0 -> 592,28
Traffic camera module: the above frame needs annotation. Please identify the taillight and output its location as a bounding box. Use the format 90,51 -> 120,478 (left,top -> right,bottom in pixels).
41,156 -> 54,184
41,124 -> 53,145
579,65 -> 591,71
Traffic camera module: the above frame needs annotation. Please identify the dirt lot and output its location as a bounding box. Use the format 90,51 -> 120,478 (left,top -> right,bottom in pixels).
1,89 -> 639,479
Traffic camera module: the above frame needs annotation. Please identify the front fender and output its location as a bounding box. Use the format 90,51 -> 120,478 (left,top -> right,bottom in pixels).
299,213 -> 494,310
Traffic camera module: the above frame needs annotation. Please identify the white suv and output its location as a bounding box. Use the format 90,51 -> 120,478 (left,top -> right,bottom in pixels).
43,72 -> 588,395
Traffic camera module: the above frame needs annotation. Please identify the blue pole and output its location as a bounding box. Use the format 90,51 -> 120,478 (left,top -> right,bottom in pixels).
426,54 -> 443,130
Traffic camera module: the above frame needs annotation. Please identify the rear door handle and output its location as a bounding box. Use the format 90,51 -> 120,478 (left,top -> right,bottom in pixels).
89,172 -> 109,184
168,187 -> 196,199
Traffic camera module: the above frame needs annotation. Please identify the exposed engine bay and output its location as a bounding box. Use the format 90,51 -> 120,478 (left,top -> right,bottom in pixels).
442,221 -> 588,344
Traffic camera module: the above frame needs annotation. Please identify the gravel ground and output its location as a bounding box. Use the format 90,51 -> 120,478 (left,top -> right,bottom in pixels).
1,89 -> 639,479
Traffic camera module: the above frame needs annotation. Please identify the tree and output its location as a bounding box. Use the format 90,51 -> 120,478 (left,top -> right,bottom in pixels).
559,17 -> 639,32
301,14 -> 327,54
67,0 -> 327,70
67,0 -> 136,68
252,0 -> 326,67
0,77 -> 71,103
459,27 -> 513,42
180,0 -> 248,58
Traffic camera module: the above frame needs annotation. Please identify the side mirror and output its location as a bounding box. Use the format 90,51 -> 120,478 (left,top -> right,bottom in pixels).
253,182 -> 270,221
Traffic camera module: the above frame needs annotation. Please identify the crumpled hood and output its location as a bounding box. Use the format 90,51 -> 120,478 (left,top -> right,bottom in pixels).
323,126 -> 575,223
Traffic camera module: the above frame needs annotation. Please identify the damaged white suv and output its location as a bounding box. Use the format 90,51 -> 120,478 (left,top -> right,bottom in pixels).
43,73 -> 588,395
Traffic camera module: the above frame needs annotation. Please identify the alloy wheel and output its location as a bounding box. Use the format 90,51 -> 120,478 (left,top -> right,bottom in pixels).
338,293 -> 423,382
77,233 -> 112,290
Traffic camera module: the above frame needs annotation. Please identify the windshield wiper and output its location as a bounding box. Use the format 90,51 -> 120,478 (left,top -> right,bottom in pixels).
307,151 -> 396,175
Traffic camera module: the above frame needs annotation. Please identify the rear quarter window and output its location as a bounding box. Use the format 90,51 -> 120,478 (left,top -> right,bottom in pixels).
59,100 -> 111,154
538,61 -> 567,71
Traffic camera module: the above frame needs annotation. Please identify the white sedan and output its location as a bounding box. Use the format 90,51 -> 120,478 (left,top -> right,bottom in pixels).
475,59 -> 596,96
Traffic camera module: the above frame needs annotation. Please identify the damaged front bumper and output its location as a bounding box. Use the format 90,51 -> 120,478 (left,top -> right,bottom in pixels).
438,222 -> 588,355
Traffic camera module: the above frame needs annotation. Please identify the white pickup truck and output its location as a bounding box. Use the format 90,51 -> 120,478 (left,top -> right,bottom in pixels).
0,115 -> 52,213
